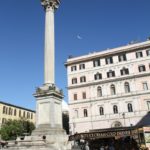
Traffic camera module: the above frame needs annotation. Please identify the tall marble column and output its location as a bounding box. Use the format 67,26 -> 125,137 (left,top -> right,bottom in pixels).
32,0 -> 64,133
7,1 -> 69,149
42,0 -> 59,84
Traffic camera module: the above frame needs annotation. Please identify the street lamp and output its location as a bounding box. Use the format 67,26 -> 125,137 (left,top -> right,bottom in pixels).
122,112 -> 126,126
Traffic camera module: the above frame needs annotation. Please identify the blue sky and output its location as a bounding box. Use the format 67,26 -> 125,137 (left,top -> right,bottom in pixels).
0,0 -> 150,110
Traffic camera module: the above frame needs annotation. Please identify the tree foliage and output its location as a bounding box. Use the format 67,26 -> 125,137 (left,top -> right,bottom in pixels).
0,119 -> 35,141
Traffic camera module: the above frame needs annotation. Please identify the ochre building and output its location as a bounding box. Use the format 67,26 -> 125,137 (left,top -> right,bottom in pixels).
0,101 -> 35,127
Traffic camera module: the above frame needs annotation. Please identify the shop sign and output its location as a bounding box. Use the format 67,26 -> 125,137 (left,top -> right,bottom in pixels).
69,130 -> 137,141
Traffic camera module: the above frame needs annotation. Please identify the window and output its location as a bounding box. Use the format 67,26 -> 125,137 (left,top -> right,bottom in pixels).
83,109 -> 88,117
73,94 -> 78,100
19,110 -> 21,117
72,78 -> 77,84
147,101 -> 150,110
71,66 -> 77,71
113,105 -> 118,114
14,109 -> 17,116
107,70 -> 115,78
23,111 -> 26,117
110,84 -> 116,95
143,82 -> 148,91
94,73 -> 102,80
3,106 -> 6,114
74,110 -> 78,118
9,107 -> 13,115
146,49 -> 150,56
120,68 -> 129,75
27,112 -> 30,119
106,57 -> 113,64
79,64 -> 85,70
2,118 -> 6,124
82,92 -> 86,99
6,107 -> 8,114
124,82 -> 130,93
99,107 -> 104,115
97,86 -> 102,97
118,54 -> 126,62
31,113 -> 33,119
93,59 -> 100,67
80,76 -> 86,83
138,65 -> 146,72
136,51 -> 143,58
128,103 -> 133,112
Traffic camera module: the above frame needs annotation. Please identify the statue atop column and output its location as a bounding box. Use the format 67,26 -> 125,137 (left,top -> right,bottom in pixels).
41,0 -> 60,10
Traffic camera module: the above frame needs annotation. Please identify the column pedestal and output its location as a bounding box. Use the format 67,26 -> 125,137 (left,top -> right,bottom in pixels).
7,85 -> 70,150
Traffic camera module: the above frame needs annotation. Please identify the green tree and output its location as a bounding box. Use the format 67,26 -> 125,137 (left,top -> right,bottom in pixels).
0,119 -> 35,141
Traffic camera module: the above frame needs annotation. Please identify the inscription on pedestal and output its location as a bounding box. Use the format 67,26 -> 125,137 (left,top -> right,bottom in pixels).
38,102 -> 50,124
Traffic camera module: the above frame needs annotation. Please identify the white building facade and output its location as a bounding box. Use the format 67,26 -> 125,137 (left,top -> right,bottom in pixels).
65,40 -> 150,135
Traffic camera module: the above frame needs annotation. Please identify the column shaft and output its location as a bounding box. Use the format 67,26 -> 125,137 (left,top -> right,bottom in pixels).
44,8 -> 55,84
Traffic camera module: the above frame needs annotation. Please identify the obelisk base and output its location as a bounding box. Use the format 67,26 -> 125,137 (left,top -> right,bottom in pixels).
7,130 -> 70,150
7,84 -> 71,150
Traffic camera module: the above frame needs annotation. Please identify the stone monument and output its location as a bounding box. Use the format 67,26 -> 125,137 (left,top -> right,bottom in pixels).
7,0 -> 69,149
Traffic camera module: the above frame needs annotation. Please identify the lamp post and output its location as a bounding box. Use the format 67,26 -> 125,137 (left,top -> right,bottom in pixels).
122,112 -> 126,127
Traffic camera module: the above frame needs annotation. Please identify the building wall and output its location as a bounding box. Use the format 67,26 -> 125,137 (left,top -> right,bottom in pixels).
66,40 -> 150,134
0,101 -> 36,127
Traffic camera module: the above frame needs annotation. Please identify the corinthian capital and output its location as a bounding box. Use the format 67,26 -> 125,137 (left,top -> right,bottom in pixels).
41,0 -> 60,10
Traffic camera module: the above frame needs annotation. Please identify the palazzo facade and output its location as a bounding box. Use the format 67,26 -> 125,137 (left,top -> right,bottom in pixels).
65,40 -> 150,135
0,101 -> 35,127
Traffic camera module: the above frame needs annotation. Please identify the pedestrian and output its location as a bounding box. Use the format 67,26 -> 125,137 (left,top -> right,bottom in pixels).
109,144 -> 115,150
85,142 -> 90,150
100,145 -> 105,150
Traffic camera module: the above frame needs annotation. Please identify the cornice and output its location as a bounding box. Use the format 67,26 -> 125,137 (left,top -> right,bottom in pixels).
65,41 -> 150,66
67,56 -> 150,76
67,72 -> 150,90
69,91 -> 150,106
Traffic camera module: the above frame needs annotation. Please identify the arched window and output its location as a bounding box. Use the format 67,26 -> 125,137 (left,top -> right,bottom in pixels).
99,107 -> 104,115
97,86 -> 102,97
110,84 -> 116,95
3,106 -> 6,114
128,103 -> 133,112
124,82 -> 130,93
74,110 -> 78,118
113,105 -> 118,114
84,109 -> 88,117
112,121 -> 122,128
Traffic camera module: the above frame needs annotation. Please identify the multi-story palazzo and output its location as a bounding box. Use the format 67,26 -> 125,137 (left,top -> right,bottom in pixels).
0,101 -> 36,128
65,40 -> 150,135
